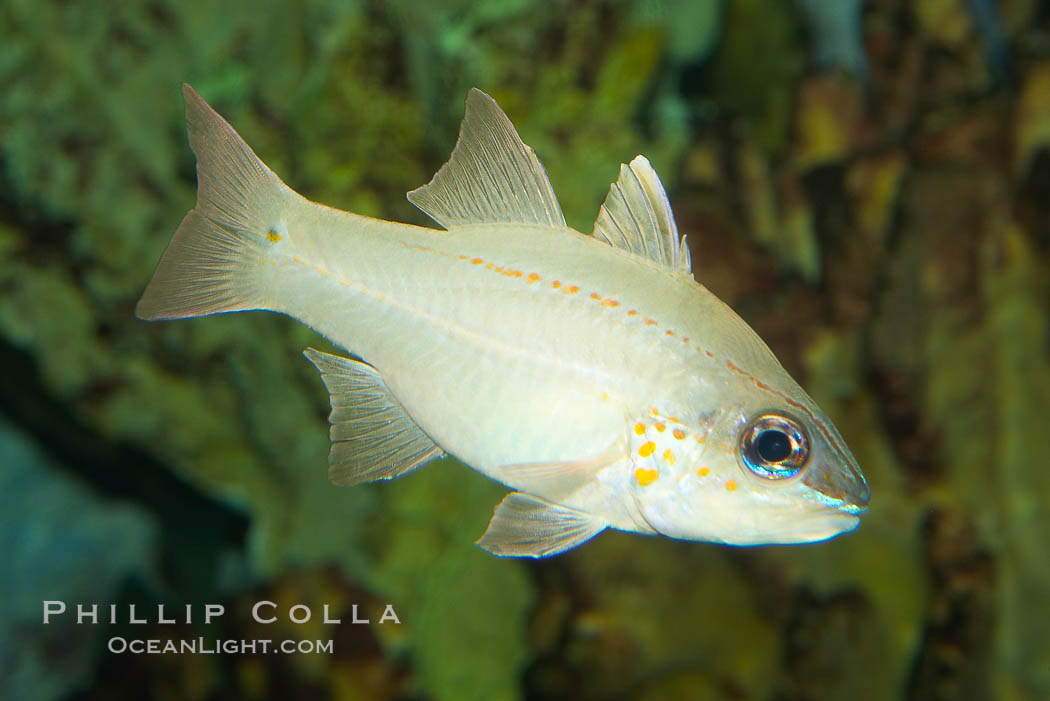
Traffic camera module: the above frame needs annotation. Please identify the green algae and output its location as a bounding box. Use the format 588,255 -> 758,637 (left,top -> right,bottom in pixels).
984,227 -> 1050,697
371,463 -> 531,701
708,0 -> 805,155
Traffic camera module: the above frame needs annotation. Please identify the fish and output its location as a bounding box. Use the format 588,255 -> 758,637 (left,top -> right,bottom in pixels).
137,85 -> 870,558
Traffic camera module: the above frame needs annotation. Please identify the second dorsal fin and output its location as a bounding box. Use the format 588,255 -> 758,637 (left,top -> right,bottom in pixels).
408,89 -> 566,229
592,156 -> 692,275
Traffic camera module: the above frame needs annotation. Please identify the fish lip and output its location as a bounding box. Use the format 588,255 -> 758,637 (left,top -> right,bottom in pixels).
800,497 -> 866,521
837,501 -> 868,516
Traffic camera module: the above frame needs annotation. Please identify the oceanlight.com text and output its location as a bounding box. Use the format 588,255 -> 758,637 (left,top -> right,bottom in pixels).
107,637 -> 334,655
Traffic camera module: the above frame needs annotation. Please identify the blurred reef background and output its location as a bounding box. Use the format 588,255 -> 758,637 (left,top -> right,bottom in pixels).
2,0 -> 1049,699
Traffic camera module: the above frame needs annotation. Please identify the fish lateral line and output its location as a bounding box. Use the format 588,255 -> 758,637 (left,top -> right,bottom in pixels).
402,242 -> 719,355
403,241 -> 643,310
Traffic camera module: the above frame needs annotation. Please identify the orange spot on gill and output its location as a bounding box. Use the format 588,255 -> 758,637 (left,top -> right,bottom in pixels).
527,273 -> 540,283
601,299 -> 620,307
635,467 -> 659,486
725,479 -> 738,492
634,423 -> 646,435
638,441 -> 656,458
673,428 -> 686,440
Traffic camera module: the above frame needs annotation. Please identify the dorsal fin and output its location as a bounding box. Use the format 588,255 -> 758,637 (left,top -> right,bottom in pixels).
408,89 -> 566,229
592,155 -> 691,275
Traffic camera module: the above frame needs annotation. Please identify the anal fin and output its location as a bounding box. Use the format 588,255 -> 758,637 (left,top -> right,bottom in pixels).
304,348 -> 445,486
477,492 -> 606,558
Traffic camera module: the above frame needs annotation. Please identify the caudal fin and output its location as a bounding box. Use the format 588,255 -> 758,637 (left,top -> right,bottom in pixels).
136,84 -> 293,320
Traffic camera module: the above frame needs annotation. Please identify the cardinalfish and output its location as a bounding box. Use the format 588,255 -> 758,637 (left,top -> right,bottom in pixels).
138,85 -> 869,557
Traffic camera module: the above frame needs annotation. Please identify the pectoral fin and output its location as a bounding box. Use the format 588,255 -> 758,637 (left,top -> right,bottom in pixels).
304,348 -> 444,486
498,440 -> 626,501
477,492 -> 606,558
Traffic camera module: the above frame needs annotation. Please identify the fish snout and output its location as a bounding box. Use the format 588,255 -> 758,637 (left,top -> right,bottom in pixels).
802,454 -> 870,514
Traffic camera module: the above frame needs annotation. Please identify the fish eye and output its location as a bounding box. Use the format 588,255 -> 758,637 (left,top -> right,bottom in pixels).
740,413 -> 809,480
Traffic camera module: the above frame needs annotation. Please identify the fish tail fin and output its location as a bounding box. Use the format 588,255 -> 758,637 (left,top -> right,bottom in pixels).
136,84 -> 295,320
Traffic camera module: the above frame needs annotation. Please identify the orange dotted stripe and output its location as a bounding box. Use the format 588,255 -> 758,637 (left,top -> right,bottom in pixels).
452,253 -> 649,319
418,245 -> 833,451
444,248 -> 841,452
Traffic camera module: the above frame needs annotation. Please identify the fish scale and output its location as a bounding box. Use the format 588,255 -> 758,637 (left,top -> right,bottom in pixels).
136,85 -> 869,557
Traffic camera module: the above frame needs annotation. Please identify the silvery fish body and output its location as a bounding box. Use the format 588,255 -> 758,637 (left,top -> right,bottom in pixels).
137,86 -> 869,557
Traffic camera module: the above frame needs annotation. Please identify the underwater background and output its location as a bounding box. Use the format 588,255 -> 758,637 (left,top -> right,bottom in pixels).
2,0 -> 1049,699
